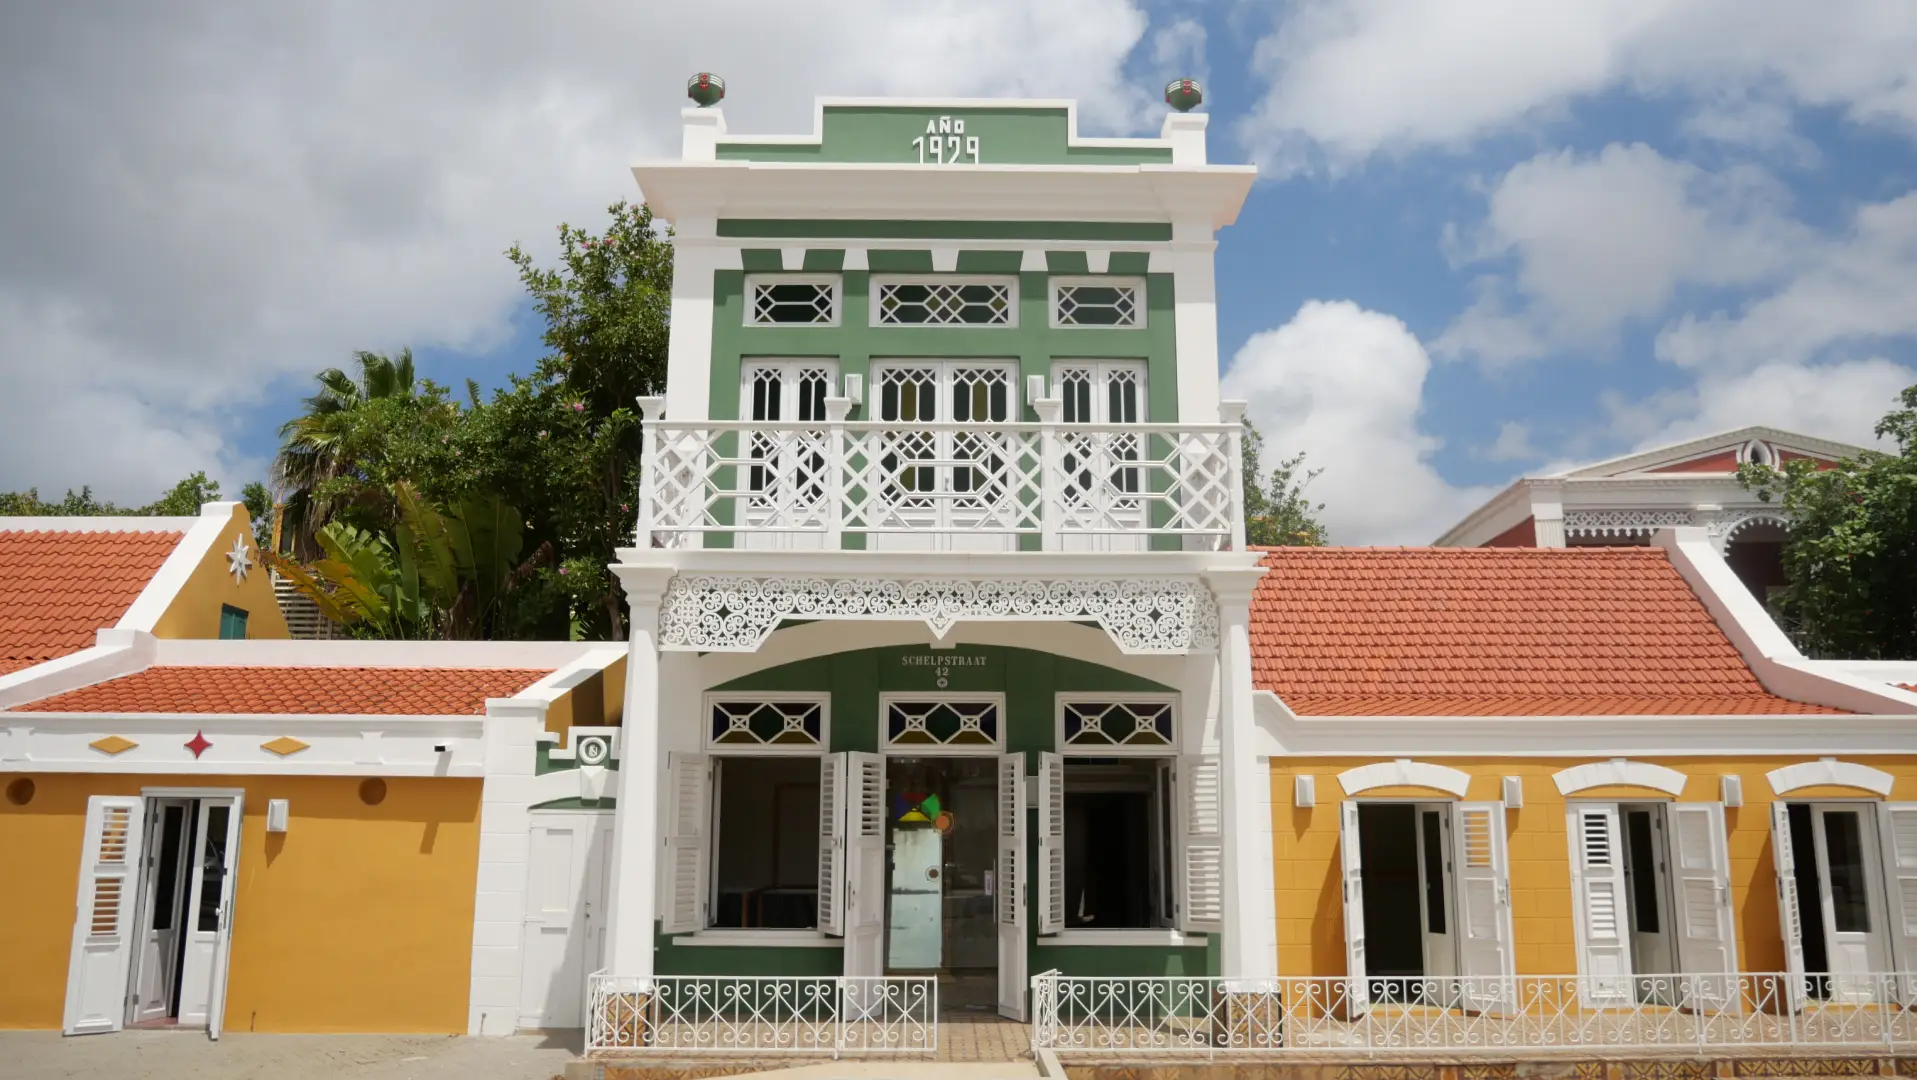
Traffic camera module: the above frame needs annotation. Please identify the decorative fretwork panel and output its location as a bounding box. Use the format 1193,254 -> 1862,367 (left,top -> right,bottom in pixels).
875,280 -> 1014,326
885,699 -> 1001,749
749,278 -> 838,325
744,364 -> 833,514
1563,509 -> 1696,538
655,575 -> 1222,655
1054,279 -> 1143,328
708,699 -> 824,749
1061,700 -> 1174,749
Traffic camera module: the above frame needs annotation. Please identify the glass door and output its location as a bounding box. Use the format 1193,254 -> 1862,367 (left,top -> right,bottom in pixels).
871,361 -> 1016,551
176,796 -> 242,1035
128,799 -> 192,1025
1811,806 -> 1889,1001
883,756 -> 1000,1014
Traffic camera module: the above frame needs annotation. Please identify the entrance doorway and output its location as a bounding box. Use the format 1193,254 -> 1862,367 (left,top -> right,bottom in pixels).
126,796 -> 242,1031
883,757 -> 999,1014
1354,803 -> 1458,1000
1782,803 -> 1890,1001
1619,804 -> 1679,1002
65,792 -> 245,1037
517,812 -> 613,1029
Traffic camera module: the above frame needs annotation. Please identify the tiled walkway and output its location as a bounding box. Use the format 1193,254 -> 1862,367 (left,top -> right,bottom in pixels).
0,1030 -> 578,1080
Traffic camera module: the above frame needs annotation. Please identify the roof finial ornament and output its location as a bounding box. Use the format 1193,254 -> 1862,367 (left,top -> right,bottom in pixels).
1165,79 -> 1203,112
687,73 -> 725,108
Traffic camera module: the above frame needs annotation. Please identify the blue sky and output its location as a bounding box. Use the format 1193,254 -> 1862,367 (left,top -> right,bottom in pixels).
4,2 -> 1914,542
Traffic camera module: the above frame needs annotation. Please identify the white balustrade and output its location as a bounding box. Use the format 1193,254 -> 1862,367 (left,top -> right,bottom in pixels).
635,418 -> 1241,551
587,972 -> 937,1056
1030,972 -> 1917,1056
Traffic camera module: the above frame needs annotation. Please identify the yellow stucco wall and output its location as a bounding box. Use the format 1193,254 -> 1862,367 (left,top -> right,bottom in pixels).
0,772 -> 480,1032
149,506 -> 290,640
1269,756 -> 1917,979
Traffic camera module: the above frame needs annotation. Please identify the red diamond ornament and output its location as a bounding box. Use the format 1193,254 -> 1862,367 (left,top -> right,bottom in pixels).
185,731 -> 212,759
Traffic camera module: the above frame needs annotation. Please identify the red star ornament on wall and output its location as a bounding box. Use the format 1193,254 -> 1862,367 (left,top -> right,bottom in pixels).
185,731 -> 212,759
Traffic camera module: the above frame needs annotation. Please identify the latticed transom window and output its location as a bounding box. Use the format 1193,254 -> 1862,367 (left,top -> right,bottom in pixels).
748,277 -> 838,325
709,699 -> 825,748
1061,701 -> 1174,749
1053,278 -> 1144,328
874,279 -> 1015,326
884,698 -> 1001,749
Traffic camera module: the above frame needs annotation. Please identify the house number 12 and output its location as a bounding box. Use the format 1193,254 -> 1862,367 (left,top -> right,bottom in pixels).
912,116 -> 980,164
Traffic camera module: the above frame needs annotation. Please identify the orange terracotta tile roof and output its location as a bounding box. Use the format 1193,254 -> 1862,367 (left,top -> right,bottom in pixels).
0,529 -> 184,676
10,666 -> 551,714
1250,546 -> 1843,716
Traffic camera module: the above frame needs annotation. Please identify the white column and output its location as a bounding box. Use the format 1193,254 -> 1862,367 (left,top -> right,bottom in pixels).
466,700 -> 547,1035
605,565 -> 675,977
1209,567 -> 1276,981
1529,478 -> 1567,547
1167,215 -> 1222,426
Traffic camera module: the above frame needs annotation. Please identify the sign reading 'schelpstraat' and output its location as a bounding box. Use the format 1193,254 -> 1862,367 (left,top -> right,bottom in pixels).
911,116 -> 980,165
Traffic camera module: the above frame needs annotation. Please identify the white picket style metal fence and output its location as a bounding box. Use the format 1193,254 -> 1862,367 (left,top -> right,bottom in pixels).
1029,972 -> 1917,1056
635,416 -> 1245,551
585,972 -> 938,1056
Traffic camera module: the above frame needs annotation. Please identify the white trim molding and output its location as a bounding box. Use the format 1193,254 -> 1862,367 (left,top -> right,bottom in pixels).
1767,758 -> 1895,797
1553,758 -> 1687,797
1338,758 -> 1470,798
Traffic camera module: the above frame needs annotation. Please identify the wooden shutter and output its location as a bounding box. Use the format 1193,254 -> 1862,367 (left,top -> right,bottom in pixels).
63,796 -> 147,1035
1454,802 -> 1516,1014
997,753 -> 1028,1020
1037,752 -> 1065,935
659,753 -> 709,934
842,751 -> 886,979
1878,803 -> 1917,1001
1770,802 -> 1808,1010
1179,755 -> 1223,934
1669,802 -> 1738,1009
817,754 -> 846,937
1568,804 -> 1633,1006
1340,800 -> 1370,1013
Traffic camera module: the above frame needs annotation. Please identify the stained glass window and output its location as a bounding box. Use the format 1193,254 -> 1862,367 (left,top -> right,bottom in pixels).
709,699 -> 824,748
1060,700 -> 1174,749
884,699 -> 1000,749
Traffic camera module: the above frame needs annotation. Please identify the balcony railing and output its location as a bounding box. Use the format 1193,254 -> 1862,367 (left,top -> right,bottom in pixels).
1030,972 -> 1917,1056
587,972 -> 937,1056
636,415 -> 1245,552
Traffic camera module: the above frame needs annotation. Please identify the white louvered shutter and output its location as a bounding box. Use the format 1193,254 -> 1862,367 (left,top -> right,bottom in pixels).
659,752 -> 709,934
817,753 -> 846,937
842,751 -> 887,979
1340,800 -> 1369,1012
1179,755 -> 1223,934
997,753 -> 1028,1020
63,796 -> 147,1035
1454,802 -> 1516,1015
1877,803 -> 1917,1001
1668,802 -> 1737,1009
1771,802 -> 1808,1011
1037,752 -> 1065,935
1568,804 -> 1633,1006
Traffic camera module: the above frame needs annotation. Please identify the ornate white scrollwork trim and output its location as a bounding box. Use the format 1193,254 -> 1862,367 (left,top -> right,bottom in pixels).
658,575 -> 1221,655
1562,508 -> 1696,537
1708,508 -> 1791,541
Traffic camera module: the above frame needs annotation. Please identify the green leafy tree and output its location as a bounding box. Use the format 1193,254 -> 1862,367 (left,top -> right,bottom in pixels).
0,471 -> 233,517
1739,384 -> 1917,659
1241,426 -> 1329,546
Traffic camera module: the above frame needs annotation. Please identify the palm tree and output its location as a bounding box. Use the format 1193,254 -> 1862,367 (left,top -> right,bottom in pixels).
272,349 -> 419,554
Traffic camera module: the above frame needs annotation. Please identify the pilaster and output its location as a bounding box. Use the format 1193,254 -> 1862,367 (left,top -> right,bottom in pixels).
1207,564 -> 1276,982
1529,479 -> 1567,547
604,564 -> 676,979
466,698 -> 548,1035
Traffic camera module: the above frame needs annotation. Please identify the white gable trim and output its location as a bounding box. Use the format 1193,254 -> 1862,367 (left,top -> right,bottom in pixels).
117,502 -> 239,632
1339,758 -> 1470,798
1768,759 -> 1894,797
1553,759 -> 1687,796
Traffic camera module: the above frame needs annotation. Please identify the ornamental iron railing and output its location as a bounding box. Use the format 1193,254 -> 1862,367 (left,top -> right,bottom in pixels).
1030,972 -> 1917,1056
586,972 -> 937,1056
635,415 -> 1245,552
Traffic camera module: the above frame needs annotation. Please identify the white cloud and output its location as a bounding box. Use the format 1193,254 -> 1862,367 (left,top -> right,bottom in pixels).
1476,421 -> 1541,463
1656,192 -> 1917,371
1604,358 -> 1915,451
1238,0 -> 1917,172
1436,143 -> 1806,365
1221,300 -> 1496,544
0,1 -> 1158,500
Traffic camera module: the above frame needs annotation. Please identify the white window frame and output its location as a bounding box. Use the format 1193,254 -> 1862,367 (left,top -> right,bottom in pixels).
1053,693 -> 1178,756
868,275 -> 1019,329
701,692 -> 832,756
739,360 -> 840,424
1049,276 -> 1148,330
877,691 -> 1006,755
744,274 -> 842,328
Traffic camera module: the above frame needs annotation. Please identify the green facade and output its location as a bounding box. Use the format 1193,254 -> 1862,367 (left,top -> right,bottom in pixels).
655,643 -> 1211,981
715,106 -> 1173,166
